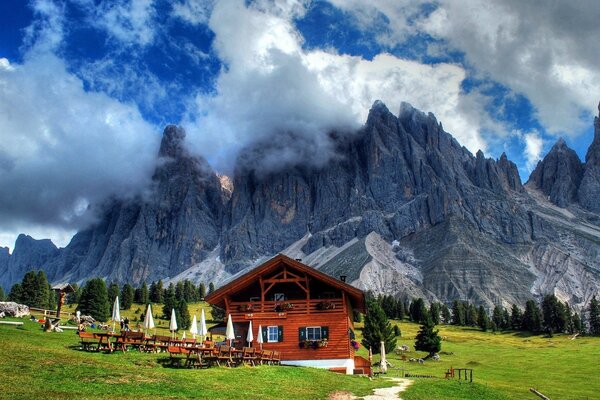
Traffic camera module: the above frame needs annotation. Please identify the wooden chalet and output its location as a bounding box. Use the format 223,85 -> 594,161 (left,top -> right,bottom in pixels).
205,254 -> 368,374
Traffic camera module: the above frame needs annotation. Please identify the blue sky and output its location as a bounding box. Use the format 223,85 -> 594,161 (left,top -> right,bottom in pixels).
0,0 -> 598,249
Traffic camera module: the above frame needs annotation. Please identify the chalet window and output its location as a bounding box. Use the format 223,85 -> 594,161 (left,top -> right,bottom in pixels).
274,293 -> 285,301
299,326 -> 329,341
267,325 -> 283,342
306,326 -> 321,340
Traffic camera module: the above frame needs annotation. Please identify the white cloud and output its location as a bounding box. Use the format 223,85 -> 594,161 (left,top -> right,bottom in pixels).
183,0 -> 491,172
330,0 -> 600,137
73,0 -> 158,47
171,0 -> 215,25
0,54 -> 159,239
522,130 -> 544,172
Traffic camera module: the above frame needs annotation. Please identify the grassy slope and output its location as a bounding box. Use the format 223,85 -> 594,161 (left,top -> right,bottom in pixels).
0,307 -> 388,400
4,303 -> 600,399
355,320 -> 600,400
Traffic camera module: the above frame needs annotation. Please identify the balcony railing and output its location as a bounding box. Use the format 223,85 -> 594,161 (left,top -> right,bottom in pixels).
227,298 -> 344,319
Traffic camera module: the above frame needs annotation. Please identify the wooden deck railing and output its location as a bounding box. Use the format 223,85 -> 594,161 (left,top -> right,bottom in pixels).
228,298 -> 344,319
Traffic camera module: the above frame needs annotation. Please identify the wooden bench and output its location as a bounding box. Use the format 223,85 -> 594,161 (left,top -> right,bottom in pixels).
272,350 -> 281,365
168,345 -> 191,368
241,347 -> 257,366
216,345 -> 234,367
114,331 -> 146,352
257,349 -> 273,365
78,331 -> 98,352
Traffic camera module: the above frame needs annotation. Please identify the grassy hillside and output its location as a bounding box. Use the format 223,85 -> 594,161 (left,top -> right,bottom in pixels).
356,320 -> 600,400
0,315 -> 388,399
3,303 -> 599,399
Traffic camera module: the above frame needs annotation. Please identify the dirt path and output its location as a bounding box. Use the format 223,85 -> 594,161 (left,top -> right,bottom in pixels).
362,378 -> 413,400
328,378 -> 413,400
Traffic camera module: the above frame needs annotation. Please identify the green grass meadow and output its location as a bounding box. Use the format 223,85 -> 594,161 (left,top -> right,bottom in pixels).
1,303 -> 599,399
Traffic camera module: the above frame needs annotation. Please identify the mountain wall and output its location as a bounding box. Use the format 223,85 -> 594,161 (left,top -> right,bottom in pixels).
2,102 -> 599,310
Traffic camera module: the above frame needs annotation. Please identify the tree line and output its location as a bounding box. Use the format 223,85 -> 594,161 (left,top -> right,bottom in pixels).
373,293 -> 600,336
5,271 -> 218,330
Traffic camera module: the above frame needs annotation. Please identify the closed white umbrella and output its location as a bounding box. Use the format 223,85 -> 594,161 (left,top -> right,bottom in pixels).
111,296 -> 120,333
380,341 -> 388,374
169,308 -> 178,339
143,304 -> 155,334
256,324 -> 263,350
246,320 -> 254,346
190,315 -> 198,339
199,309 -> 208,341
225,314 -> 235,346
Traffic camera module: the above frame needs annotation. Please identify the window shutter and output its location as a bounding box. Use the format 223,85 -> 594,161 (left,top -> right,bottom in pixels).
278,326 -> 284,342
262,327 -> 268,343
298,327 -> 306,341
321,326 -> 329,339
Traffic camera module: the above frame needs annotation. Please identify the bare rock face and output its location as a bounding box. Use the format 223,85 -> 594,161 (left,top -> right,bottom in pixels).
527,139 -> 583,207
0,235 -> 59,291
578,111 -> 600,213
0,302 -> 30,318
3,101 -> 600,310
37,126 -> 225,286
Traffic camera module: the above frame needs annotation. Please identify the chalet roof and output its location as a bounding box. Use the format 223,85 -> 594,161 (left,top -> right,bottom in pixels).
205,254 -> 365,312
51,283 -> 75,293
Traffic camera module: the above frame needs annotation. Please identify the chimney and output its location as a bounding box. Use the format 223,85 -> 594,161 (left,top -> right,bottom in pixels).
340,275 -> 347,282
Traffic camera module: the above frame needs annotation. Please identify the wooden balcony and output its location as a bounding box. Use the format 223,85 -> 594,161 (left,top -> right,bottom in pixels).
227,298 -> 345,320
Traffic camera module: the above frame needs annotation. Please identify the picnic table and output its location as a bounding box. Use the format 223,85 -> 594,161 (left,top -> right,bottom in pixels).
94,332 -> 121,352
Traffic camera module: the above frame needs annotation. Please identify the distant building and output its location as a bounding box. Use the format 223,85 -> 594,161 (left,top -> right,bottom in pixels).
205,254 -> 368,374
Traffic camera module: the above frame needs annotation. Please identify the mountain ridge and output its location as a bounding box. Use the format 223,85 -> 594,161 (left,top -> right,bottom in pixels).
2,101 -> 599,309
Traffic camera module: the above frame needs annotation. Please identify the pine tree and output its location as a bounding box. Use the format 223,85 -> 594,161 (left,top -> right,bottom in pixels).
381,295 -> 397,319
396,299 -> 406,320
502,308 -> 510,329
542,294 -> 567,335
451,300 -> 465,325
77,278 -> 110,322
0,286 -> 4,301
121,284 -> 135,310
393,325 -> 401,337
198,283 -> 207,300
361,299 -> 397,354
210,303 -> 225,322
183,280 -> 196,302
8,283 -> 23,302
572,312 -> 583,333
465,302 -> 478,326
208,282 -> 215,294
414,315 -> 442,358
429,302 -> 441,325
477,306 -> 490,331
108,282 -> 120,304
162,283 -> 177,319
510,304 -> 522,330
175,281 -> 185,302
176,299 -> 191,330
589,295 -> 600,336
522,299 -> 542,332
150,280 -> 164,304
441,304 -> 451,324
409,298 -> 428,323
140,282 -> 149,304
47,285 -> 57,310
492,306 -> 504,330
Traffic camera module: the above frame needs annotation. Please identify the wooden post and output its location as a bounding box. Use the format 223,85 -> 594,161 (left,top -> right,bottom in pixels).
529,388 -> 550,400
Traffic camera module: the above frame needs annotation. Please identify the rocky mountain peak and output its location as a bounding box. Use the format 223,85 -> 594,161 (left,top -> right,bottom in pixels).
527,138 -> 583,207
585,105 -> 600,166
159,125 -> 187,158
577,101 -> 600,212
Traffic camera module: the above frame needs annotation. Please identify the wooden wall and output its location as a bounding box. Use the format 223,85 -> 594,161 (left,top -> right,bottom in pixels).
243,312 -> 353,361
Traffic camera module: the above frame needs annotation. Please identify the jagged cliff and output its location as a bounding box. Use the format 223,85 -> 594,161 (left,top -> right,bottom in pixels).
2,102 -> 599,309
